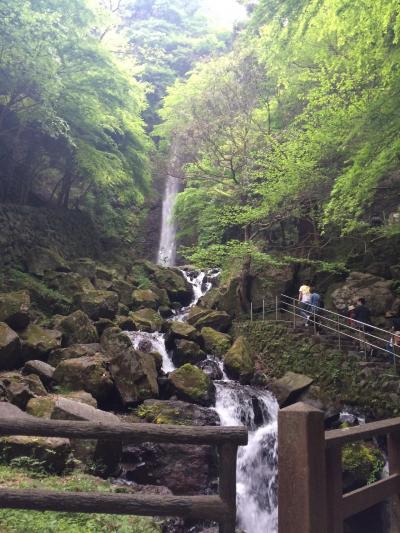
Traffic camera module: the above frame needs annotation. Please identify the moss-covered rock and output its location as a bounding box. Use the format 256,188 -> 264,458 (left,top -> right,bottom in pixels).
45,272 -> 94,298
137,399 -> 220,426
0,371 -> 47,409
269,371 -> 314,407
55,310 -> 98,345
23,360 -> 55,387
111,279 -> 134,307
70,258 -> 97,280
53,355 -> 113,402
25,247 -> 70,277
172,339 -> 206,367
167,321 -> 200,343
0,435 -> 71,474
75,290 -> 119,320
139,261 -> 193,305
187,306 -> 232,332
48,343 -> 101,367
0,322 -> 22,370
200,327 -> 232,357
342,441 -> 385,492
131,289 -> 160,310
130,308 -> 164,332
0,290 -> 30,330
223,336 -> 254,384
169,364 -> 215,406
19,324 -> 62,361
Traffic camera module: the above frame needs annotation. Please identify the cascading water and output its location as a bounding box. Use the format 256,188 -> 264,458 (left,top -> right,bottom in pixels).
157,174 -> 180,267
127,269 -> 278,533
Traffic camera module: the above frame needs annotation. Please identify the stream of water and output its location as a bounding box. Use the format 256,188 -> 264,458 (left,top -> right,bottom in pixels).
157,174 -> 180,267
128,270 -> 278,532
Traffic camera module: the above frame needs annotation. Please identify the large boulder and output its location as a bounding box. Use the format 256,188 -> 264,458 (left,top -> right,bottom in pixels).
140,261 -> 193,305
131,289 -> 160,310
268,371 -> 314,407
23,360 -> 55,387
25,246 -> 70,276
102,328 -> 159,406
19,324 -> 62,361
45,272 -> 94,298
200,327 -> 232,357
0,291 -> 30,330
172,339 -> 206,367
198,358 -> 223,380
187,307 -> 232,332
55,310 -> 98,345
48,343 -> 101,367
330,272 -> 396,317
111,279 -> 134,307
130,308 -> 164,332
75,290 -> 119,320
169,364 -> 215,406
53,355 -> 113,402
122,399 -> 219,494
0,322 -> 22,370
0,371 -> 47,409
166,321 -> 200,346
70,258 -> 97,281
223,336 -> 254,384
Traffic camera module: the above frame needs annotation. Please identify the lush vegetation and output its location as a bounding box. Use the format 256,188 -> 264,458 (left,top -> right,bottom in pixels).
157,0 -> 400,266
0,463 -> 160,533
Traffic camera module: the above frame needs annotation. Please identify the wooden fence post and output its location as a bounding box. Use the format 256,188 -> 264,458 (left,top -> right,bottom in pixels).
388,431 -> 400,532
218,443 -> 238,533
278,402 -> 328,533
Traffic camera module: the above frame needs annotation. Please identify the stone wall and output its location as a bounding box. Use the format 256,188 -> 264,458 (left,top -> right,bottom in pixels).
0,204 -> 102,269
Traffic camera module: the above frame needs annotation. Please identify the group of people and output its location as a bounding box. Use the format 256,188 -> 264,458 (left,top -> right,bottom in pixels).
297,280 -> 400,358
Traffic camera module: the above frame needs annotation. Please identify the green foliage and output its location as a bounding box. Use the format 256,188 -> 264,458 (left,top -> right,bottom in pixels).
0,465 -> 160,533
342,441 -> 385,486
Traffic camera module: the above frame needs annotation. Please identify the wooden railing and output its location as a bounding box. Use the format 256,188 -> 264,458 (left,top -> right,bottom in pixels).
0,417 -> 248,533
278,402 -> 400,533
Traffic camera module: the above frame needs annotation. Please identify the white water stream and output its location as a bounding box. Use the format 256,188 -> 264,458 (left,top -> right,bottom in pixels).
128,269 -> 278,532
157,174 -> 180,267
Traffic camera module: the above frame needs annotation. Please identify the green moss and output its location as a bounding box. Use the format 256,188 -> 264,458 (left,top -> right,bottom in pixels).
137,404 -> 185,425
0,465 -> 161,533
170,364 -> 211,401
342,441 -> 385,487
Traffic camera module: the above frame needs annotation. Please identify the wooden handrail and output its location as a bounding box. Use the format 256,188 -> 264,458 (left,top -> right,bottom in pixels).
325,416 -> 400,448
0,417 -> 248,445
0,417 -> 247,533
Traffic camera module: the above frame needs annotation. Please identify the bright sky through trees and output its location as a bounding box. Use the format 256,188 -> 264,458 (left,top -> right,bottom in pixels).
201,0 -> 247,27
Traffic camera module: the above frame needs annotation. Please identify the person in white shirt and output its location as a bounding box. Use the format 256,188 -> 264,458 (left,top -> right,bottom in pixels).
298,281 -> 312,321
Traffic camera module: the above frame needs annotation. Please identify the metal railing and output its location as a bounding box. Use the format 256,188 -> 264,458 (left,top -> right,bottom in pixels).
247,294 -> 399,367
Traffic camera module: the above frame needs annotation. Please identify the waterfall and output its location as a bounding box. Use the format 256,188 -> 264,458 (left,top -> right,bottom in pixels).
157,174 -> 180,267
126,269 -> 278,532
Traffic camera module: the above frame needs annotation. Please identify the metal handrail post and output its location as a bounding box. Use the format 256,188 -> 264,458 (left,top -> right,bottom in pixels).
293,300 -> 296,329
337,315 -> 341,351
363,326 -> 367,360
313,307 -> 317,334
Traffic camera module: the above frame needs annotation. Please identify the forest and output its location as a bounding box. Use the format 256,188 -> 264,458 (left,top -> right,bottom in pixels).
1,0 -> 399,264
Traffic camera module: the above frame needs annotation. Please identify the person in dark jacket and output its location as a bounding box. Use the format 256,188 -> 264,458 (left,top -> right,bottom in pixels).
353,298 -> 372,353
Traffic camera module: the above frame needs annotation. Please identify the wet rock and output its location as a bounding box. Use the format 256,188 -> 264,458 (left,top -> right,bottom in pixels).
159,305 -> 173,318
19,324 -> 62,361
54,310 -> 98,345
102,328 -> 158,406
23,360 -> 55,387
94,317 -> 115,336
115,315 -> 136,331
187,307 -> 232,332
131,289 -> 160,310
0,322 -> 22,370
200,327 -> 231,357
172,339 -> 206,367
169,364 -> 215,406
166,321 -> 200,346
75,290 -> 119,320
140,261 -> 193,305
268,371 -> 314,407
0,435 -> 71,474
223,337 -> 254,384
198,359 -> 223,380
25,246 -> 70,276
137,399 -> 220,426
53,355 -> 113,402
48,343 -> 101,367
0,371 -> 47,409
0,291 -> 30,330
130,308 -> 164,332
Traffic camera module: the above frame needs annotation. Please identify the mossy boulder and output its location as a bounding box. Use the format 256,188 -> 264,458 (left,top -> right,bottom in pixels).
25,246 -> 70,277
167,321 -> 200,345
223,336 -> 254,384
137,399 -> 220,426
0,371 -> 47,409
70,258 -> 97,280
23,360 -> 55,387
0,290 -> 30,330
45,272 -> 94,298
342,441 -> 385,492
19,324 -> 62,361
268,371 -> 314,407
130,308 -> 164,332
200,327 -> 232,357
0,435 -> 71,474
55,310 -> 98,345
131,289 -> 160,310
0,322 -> 22,370
187,306 -> 232,332
169,364 -> 215,406
140,261 -> 193,305
111,279 -> 134,307
48,343 -> 101,367
75,290 -> 119,320
53,355 -> 114,402
101,328 -> 159,406
172,339 -> 206,367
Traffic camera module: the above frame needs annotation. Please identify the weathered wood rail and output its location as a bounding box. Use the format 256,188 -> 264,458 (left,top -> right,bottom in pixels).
278,402 -> 400,533
0,417 -> 248,533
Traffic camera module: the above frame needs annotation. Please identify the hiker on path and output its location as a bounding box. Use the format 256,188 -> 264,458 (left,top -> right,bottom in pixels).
298,280 -> 312,320
353,298 -> 372,353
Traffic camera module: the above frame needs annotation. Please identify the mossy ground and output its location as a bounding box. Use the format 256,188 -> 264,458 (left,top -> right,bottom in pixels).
234,321 -> 400,419
0,464 -> 160,533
